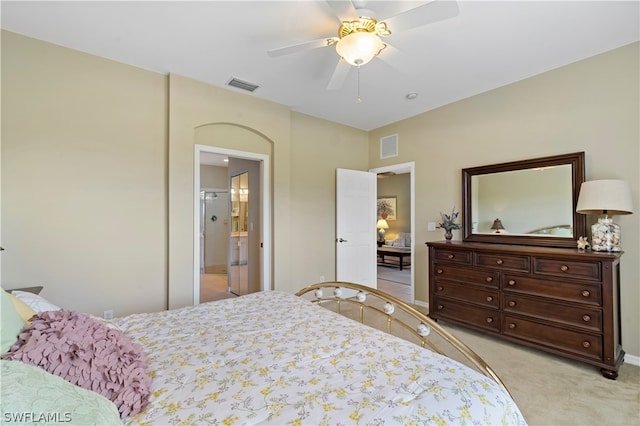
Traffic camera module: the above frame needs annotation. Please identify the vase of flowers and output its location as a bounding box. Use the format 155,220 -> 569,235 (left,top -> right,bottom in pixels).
437,207 -> 462,241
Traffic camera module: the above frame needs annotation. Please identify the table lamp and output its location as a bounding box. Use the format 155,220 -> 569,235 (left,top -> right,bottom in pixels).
376,219 -> 389,242
576,179 -> 633,252
491,218 -> 505,233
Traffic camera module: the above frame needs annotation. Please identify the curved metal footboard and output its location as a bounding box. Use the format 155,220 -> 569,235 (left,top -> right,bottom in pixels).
295,281 -> 511,396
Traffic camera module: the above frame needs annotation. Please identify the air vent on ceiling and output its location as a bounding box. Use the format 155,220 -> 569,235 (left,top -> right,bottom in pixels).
227,77 -> 259,92
380,134 -> 398,159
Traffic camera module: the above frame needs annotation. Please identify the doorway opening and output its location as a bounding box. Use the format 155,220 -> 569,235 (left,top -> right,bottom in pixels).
370,162 -> 415,304
194,145 -> 271,305
199,189 -> 232,301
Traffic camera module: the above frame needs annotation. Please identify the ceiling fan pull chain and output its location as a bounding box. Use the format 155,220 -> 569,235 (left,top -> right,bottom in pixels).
356,65 -> 362,104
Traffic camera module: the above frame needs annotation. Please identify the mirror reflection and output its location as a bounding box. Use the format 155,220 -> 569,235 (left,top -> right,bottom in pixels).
471,165 -> 573,236
231,172 -> 249,233
229,171 -> 249,296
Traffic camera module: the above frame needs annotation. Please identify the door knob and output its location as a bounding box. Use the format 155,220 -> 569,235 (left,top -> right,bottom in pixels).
337,238 -> 348,243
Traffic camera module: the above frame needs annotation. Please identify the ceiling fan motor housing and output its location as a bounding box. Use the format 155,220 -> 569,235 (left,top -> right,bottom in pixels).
336,15 -> 389,66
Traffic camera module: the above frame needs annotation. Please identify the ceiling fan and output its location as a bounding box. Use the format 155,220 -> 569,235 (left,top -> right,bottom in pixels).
267,1 -> 459,91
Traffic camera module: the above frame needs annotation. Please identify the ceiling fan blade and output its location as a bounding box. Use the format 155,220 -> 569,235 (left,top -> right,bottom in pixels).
327,59 -> 351,90
267,37 -> 335,58
325,0 -> 358,22
383,1 -> 459,33
376,43 -> 422,77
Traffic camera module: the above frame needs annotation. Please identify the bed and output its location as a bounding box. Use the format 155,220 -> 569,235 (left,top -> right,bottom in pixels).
1,282 -> 527,425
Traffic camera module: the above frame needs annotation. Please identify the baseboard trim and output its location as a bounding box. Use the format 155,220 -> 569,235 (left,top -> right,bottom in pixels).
625,353 -> 640,366
415,300 -> 640,367
414,300 -> 428,308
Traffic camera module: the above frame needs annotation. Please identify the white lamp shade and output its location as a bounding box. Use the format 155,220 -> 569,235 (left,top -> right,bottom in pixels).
576,180 -> 634,216
376,219 -> 389,229
336,32 -> 385,66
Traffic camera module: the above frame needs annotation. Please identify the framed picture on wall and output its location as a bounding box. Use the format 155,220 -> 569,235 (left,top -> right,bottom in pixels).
377,196 -> 397,220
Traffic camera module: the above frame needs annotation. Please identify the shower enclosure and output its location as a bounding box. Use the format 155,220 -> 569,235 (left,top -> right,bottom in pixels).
200,191 -> 229,275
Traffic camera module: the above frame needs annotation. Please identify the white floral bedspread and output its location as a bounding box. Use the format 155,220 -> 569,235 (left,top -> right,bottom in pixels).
116,291 -> 526,425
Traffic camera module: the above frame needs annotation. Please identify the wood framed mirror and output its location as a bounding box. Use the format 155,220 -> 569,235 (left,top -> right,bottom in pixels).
462,152 -> 586,248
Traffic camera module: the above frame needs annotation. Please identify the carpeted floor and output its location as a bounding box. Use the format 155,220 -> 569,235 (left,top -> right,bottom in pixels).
376,265 -> 410,285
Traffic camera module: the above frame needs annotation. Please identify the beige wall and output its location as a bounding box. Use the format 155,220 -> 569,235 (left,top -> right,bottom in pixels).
369,42 -> 640,357
1,31 -> 638,358
1,31 -> 168,316
200,164 -> 227,190
288,112 -> 369,288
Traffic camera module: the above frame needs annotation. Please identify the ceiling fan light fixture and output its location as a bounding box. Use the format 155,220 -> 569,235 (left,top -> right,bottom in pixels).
336,31 -> 385,67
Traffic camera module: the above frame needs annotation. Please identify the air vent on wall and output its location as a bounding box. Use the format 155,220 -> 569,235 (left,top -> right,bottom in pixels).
227,77 -> 259,92
380,134 -> 398,159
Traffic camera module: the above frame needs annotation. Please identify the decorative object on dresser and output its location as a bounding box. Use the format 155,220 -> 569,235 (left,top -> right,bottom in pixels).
427,241 -> 624,379
577,236 -> 591,251
576,179 -> 634,252
437,207 -> 462,241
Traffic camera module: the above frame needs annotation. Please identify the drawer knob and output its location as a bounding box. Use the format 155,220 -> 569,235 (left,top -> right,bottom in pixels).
486,317 -> 494,324
560,265 -> 569,272
581,290 -> 591,297
582,315 -> 591,322
486,296 -> 494,302
437,286 -> 444,291
508,300 -> 516,307
583,341 -> 591,348
485,277 -> 493,283
496,259 -> 504,265
447,254 -> 454,259
508,280 -> 516,286
437,304 -> 444,310
436,269 -> 444,274
509,323 -> 516,329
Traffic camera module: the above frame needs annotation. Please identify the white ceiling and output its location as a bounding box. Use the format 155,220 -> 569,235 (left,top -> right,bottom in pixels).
1,1 -> 638,131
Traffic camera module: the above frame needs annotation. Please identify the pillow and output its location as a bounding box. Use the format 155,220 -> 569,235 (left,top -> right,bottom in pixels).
87,313 -> 123,331
11,290 -> 61,312
1,359 -> 122,425
1,290 -> 25,353
1,310 -> 151,419
6,291 -> 36,322
392,236 -> 406,247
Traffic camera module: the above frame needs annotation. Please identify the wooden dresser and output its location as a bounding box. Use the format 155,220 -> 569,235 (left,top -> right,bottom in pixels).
427,241 -> 624,378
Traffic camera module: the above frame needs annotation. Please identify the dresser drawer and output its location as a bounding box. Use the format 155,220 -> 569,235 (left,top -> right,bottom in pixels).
433,264 -> 500,288
503,274 -> 602,306
504,295 -> 602,332
475,252 -> 530,272
432,248 -> 472,265
432,298 -> 500,332
503,315 -> 602,361
533,257 -> 601,282
434,280 -> 499,309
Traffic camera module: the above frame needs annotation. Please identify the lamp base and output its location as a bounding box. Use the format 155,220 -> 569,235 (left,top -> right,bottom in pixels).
378,229 -> 386,242
590,216 -> 621,252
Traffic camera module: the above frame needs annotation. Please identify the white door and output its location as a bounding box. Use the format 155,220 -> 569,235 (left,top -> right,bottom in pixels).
336,168 -> 377,288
